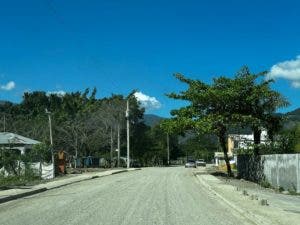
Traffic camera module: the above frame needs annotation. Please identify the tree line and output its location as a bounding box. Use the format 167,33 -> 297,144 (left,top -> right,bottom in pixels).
0,88 -> 181,168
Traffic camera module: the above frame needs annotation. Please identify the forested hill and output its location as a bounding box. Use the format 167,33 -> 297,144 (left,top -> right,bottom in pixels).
286,108 -> 300,121
143,114 -> 164,127
282,108 -> 300,129
142,108 -> 300,132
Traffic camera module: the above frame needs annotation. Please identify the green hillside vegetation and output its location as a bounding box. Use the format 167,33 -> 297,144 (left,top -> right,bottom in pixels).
280,109 -> 300,153
143,114 -> 164,127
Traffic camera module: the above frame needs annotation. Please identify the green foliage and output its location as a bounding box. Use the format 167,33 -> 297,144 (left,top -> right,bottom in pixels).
229,67 -> 289,151
164,67 -> 288,175
278,186 -> 285,192
274,124 -> 300,153
288,184 -> 297,195
294,124 -> 300,152
130,123 -> 182,166
26,143 -> 52,163
179,134 -> 217,161
0,89 -> 179,167
0,148 -> 20,176
165,72 -> 252,175
0,167 -> 41,189
259,179 -> 271,188
255,124 -> 300,154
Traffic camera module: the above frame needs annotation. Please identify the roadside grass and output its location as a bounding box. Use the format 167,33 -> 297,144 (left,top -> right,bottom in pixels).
0,167 -> 115,190
0,174 -> 42,190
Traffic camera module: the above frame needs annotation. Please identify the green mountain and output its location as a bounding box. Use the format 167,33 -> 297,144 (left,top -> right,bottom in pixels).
286,108 -> 300,121
143,108 -> 300,132
283,108 -> 300,130
143,114 -> 165,127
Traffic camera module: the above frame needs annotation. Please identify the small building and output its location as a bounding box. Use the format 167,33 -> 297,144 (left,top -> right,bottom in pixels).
214,130 -> 268,166
227,130 -> 268,155
0,132 -> 53,179
0,132 -> 40,154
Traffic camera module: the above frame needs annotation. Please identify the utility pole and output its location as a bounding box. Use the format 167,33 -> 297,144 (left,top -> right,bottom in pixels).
3,114 -> 6,132
126,100 -> 130,168
117,124 -> 120,167
75,133 -> 78,169
110,126 -> 113,167
167,133 -> 170,166
46,109 -> 55,178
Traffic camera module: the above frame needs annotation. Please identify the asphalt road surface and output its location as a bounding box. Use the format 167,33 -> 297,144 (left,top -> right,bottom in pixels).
0,167 -> 253,225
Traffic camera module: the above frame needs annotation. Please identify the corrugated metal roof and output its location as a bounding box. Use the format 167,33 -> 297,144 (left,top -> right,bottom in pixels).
0,132 -> 41,145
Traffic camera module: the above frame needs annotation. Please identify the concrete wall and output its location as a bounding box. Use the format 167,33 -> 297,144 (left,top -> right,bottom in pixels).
237,154 -> 300,193
262,154 -> 299,192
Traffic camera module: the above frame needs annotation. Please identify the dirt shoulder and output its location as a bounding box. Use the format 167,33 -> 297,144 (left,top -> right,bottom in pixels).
194,166 -> 300,225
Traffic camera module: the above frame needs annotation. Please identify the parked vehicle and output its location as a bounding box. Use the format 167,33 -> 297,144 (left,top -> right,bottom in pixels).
185,160 -> 196,168
196,159 -> 206,167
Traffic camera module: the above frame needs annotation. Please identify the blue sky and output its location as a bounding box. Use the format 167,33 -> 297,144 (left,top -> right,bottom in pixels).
0,0 -> 300,117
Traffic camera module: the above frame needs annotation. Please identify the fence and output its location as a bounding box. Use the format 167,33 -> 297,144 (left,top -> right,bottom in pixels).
30,162 -> 54,179
0,162 -> 54,179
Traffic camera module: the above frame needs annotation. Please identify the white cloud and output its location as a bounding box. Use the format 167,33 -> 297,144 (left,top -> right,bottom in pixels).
0,81 -> 16,91
134,91 -> 161,110
267,55 -> 300,88
291,81 -> 300,88
47,90 -> 66,96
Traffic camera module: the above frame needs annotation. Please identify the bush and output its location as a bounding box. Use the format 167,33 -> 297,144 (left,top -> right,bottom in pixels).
288,184 -> 297,195
0,148 -> 20,176
278,186 -> 284,192
259,179 -> 271,188
25,143 -> 52,163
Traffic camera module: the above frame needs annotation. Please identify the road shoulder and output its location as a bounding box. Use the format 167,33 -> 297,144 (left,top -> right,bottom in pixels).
194,168 -> 300,225
0,168 -> 139,204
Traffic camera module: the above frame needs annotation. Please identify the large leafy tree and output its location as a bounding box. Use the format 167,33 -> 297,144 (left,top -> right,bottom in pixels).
165,74 -> 240,176
229,67 -> 289,154
165,67 -> 288,175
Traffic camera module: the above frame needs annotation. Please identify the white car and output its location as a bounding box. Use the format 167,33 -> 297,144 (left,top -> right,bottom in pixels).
185,160 -> 196,168
196,159 -> 206,167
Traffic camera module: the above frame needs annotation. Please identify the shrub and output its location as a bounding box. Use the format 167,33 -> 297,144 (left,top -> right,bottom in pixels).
278,186 -> 284,192
259,180 -> 271,188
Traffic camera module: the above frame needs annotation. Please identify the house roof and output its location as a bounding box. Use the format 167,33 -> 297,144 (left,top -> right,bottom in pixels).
0,132 -> 41,145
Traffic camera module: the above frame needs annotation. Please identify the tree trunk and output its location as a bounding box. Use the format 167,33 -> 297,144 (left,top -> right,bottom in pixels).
218,130 -> 233,177
253,127 -> 261,155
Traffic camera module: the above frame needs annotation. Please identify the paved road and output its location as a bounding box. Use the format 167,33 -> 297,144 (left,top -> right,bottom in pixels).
0,167 -> 253,225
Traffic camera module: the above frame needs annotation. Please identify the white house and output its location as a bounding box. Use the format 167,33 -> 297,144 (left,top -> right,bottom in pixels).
0,132 -> 54,179
0,132 -> 41,154
214,130 -> 268,166
227,130 -> 268,154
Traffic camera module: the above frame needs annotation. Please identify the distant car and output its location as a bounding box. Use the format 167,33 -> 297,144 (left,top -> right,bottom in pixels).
196,159 -> 206,167
185,160 -> 196,168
